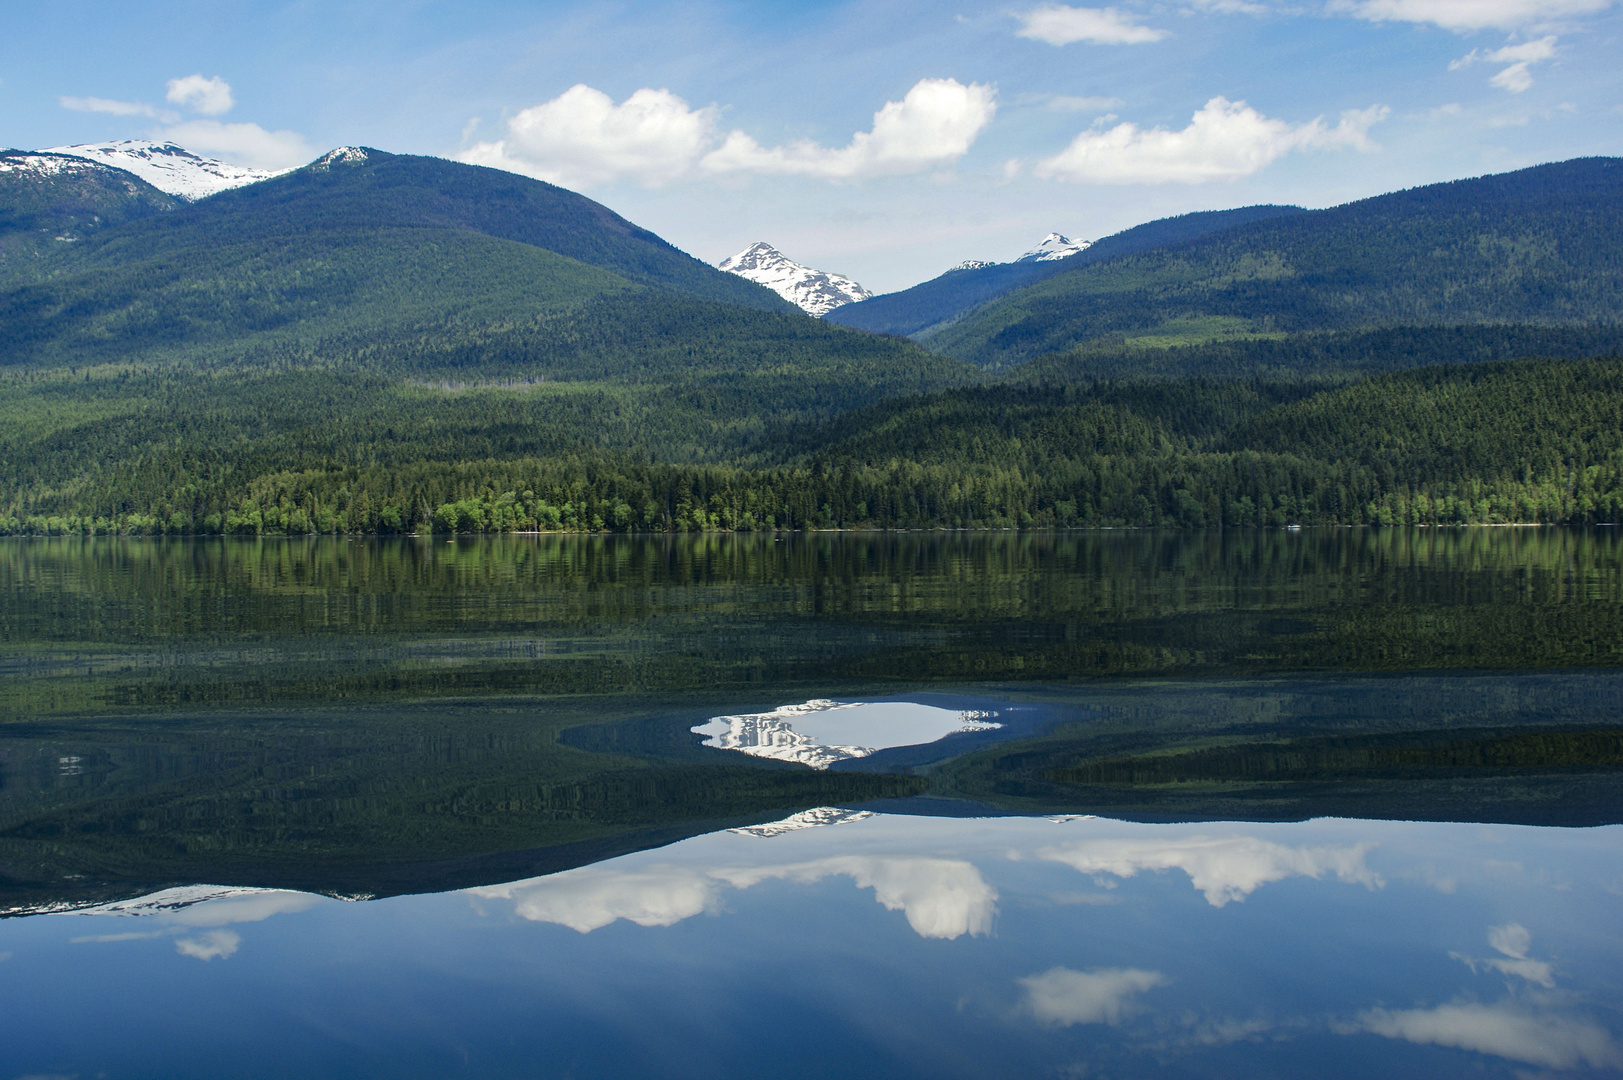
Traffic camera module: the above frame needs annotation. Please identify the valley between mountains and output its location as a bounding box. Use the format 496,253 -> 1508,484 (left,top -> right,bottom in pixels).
1,141 -> 1621,537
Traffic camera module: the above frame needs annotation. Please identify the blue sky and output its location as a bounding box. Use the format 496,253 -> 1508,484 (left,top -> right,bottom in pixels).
3,0 -> 1620,290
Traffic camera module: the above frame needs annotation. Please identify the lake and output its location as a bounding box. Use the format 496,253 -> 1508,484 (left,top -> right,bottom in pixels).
1,530 -> 1620,1077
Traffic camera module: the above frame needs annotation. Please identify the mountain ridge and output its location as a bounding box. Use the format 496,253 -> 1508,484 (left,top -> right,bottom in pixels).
824,206 -> 1305,338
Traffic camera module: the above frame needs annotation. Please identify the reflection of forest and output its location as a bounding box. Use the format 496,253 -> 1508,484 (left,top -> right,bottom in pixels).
4,529 -> 1623,720
1,531 -> 1619,911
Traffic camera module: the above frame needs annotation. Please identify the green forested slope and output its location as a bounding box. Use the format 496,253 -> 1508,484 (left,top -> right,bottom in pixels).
0,146 -> 799,368
0,152 -> 178,285
823,204 -> 1303,337
5,355 -> 1622,535
929,158 -> 1623,369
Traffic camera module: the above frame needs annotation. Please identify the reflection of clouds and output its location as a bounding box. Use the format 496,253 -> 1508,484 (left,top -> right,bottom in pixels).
174,930 -> 240,961
473,867 -> 721,933
1038,835 -> 1382,907
164,892 -> 319,927
1019,967 -> 1167,1026
716,857 -> 996,939
68,885 -> 323,962
475,855 -> 997,940
1354,1001 -> 1621,1070
1452,922 -> 1556,988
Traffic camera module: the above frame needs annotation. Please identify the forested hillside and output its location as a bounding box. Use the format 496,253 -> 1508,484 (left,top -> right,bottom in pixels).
1,150 -> 1619,539
825,205 -> 1302,337
0,152 -> 178,284
0,146 -> 806,368
5,355 -> 1621,536
928,157 -> 1623,369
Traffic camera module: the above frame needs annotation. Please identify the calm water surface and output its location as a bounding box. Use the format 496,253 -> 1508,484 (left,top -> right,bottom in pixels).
1,531 -> 1620,1077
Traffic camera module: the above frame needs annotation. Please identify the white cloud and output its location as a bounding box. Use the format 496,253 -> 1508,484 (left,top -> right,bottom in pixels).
1019,967 -> 1168,1025
174,929 -> 240,961
1035,97 -> 1388,183
700,79 -> 996,180
1336,0 -> 1611,30
474,854 -> 997,940
157,120 -> 315,170
59,96 -> 165,119
1355,1002 -> 1622,1070
1015,5 -> 1170,43
1038,834 -> 1382,905
1452,36 -> 1559,91
460,85 -> 719,189
166,74 -> 234,116
463,79 -> 995,188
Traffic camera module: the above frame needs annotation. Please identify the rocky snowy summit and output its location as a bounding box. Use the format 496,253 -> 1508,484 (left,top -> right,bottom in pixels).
40,140 -> 279,200
1015,232 -> 1092,262
717,242 -> 872,317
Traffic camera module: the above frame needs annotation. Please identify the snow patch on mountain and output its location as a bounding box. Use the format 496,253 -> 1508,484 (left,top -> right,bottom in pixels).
40,140 -> 279,200
717,242 -> 872,317
950,259 -> 996,272
1016,232 -> 1091,262
311,146 -> 369,170
0,151 -> 113,180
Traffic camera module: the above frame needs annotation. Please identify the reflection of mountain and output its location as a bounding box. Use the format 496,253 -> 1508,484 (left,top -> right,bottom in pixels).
692,699 -> 1003,769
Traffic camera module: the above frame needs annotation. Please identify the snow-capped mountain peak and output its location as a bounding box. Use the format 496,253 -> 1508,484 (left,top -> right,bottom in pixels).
950,259 -> 996,272
311,146 -> 369,170
39,140 -> 279,200
717,242 -> 872,317
1016,232 -> 1092,263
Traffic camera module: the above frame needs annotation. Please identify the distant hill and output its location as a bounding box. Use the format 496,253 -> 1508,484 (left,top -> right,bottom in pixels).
0,145 -> 800,366
927,158 -> 1623,369
824,206 -> 1303,338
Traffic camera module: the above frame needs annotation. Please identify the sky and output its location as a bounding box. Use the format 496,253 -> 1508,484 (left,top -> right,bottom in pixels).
3,0 -> 1620,292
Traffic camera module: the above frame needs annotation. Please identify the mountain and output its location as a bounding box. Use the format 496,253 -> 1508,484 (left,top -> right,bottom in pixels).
42,140 -> 279,200
927,158 -> 1623,370
0,150 -> 178,282
823,206 -> 1303,338
1017,233 -> 1090,262
718,242 -> 872,316
0,145 -> 817,365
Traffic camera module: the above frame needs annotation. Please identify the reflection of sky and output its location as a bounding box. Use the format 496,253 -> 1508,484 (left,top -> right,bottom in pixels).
1,815 -> 1620,1079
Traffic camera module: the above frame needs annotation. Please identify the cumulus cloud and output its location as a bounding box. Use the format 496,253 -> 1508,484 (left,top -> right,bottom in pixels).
699,79 -> 996,180
1451,35 -> 1559,91
1354,1001 -> 1622,1070
60,96 -> 164,119
1336,0 -> 1612,30
1038,834 -> 1382,905
1020,967 -> 1168,1026
1015,5 -> 1169,43
460,84 -> 718,188
474,854 -> 997,940
461,79 -> 995,188
157,120 -> 315,170
174,929 -> 240,961
165,74 -> 235,116
1035,97 -> 1388,183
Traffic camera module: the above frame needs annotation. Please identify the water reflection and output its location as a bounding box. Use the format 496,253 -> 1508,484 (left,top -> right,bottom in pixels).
692,699 -> 1003,768
3,811 -> 1617,1079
